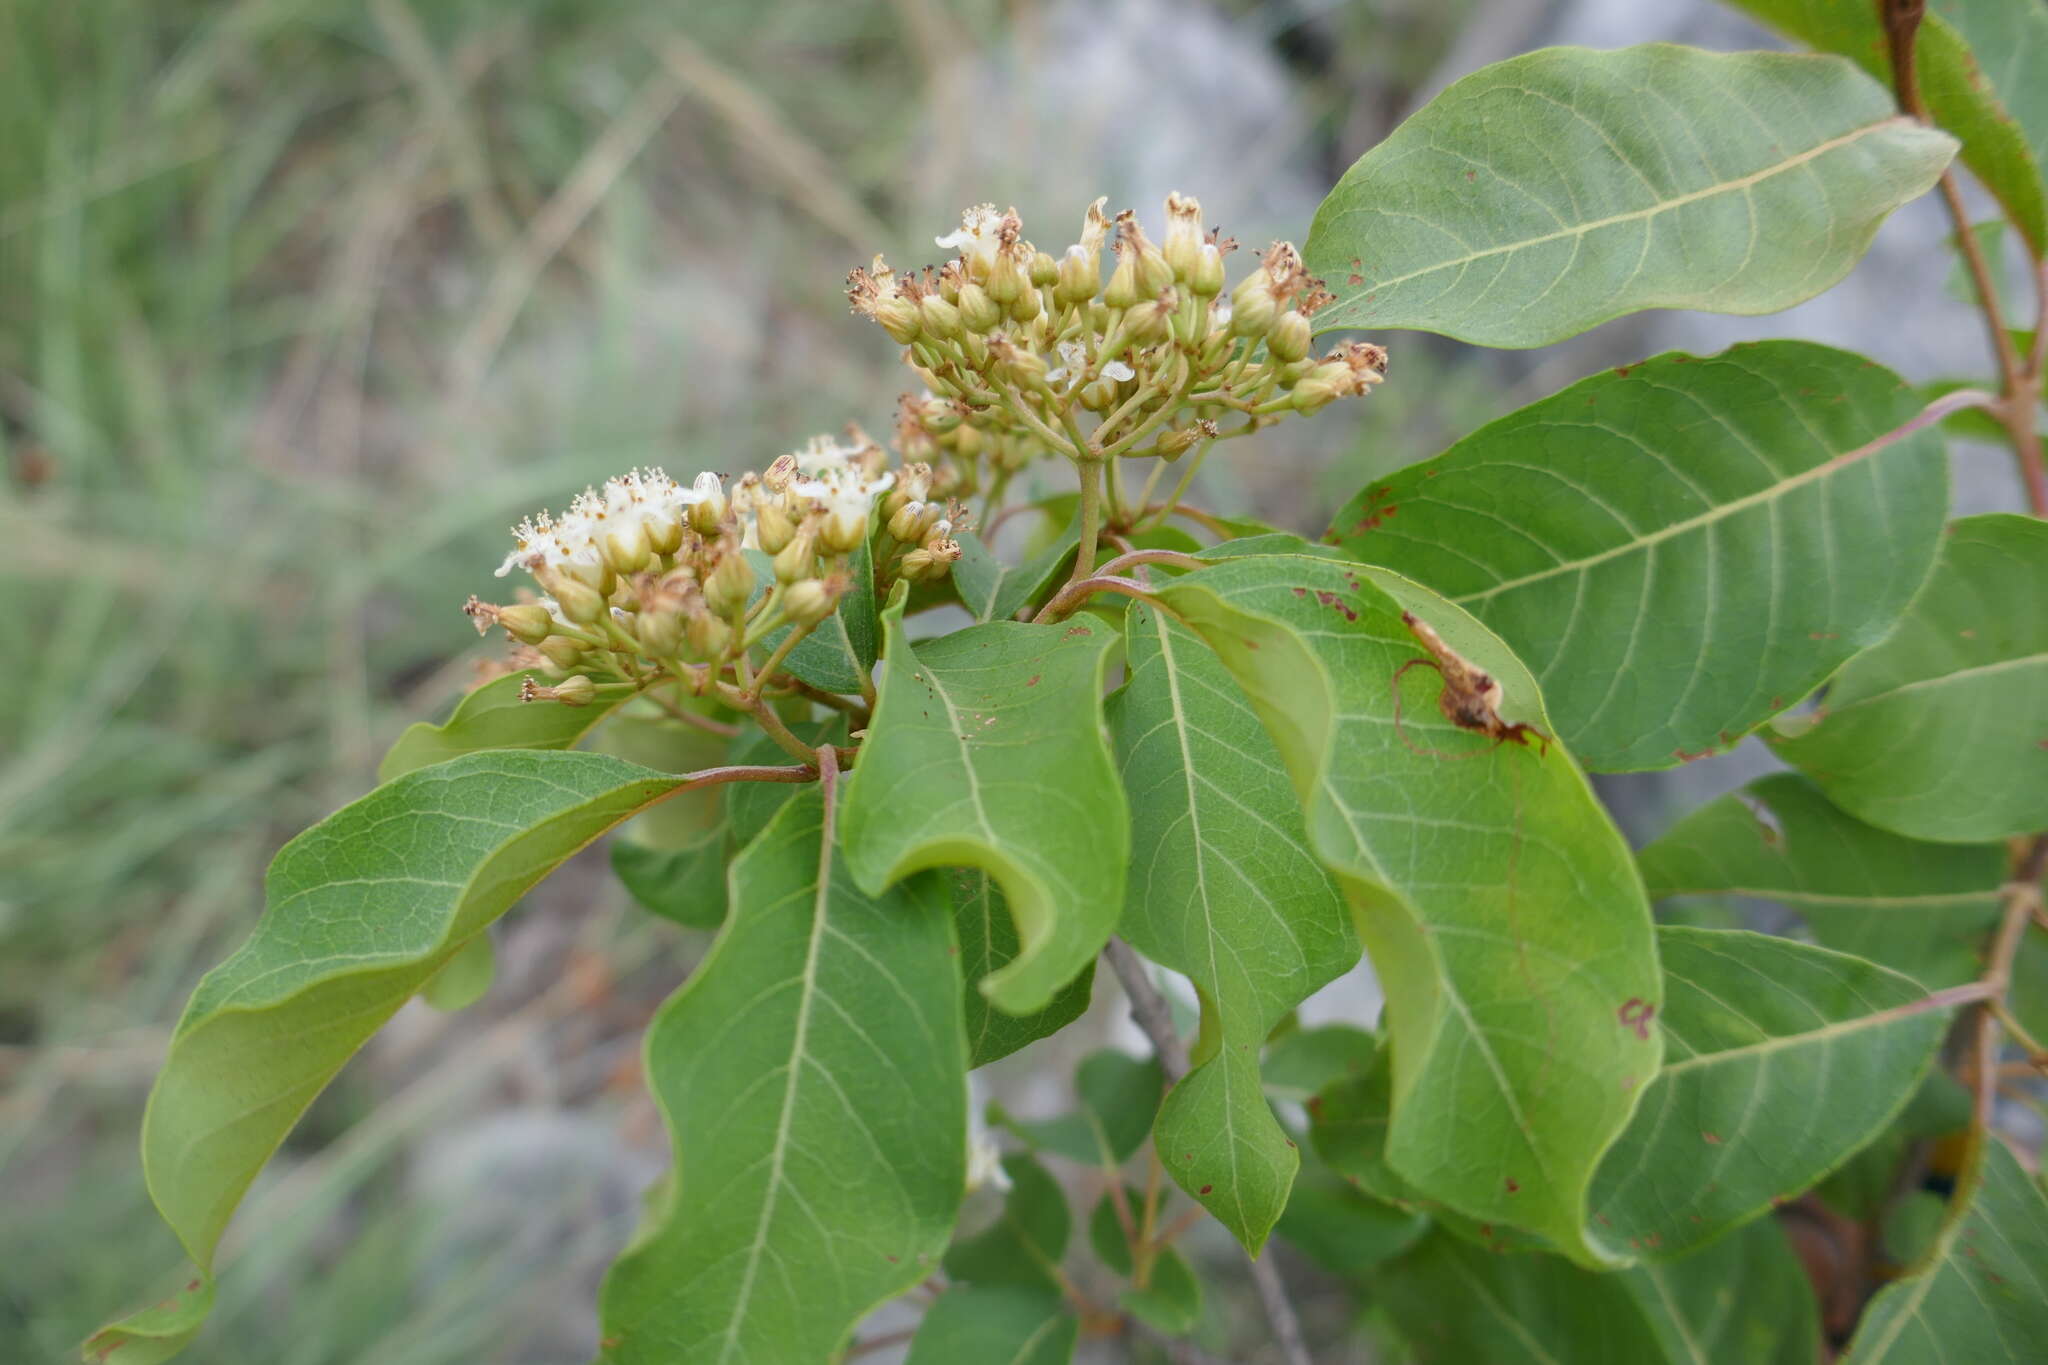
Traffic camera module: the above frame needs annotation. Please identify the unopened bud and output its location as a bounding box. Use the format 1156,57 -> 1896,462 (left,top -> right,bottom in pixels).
774,522 -> 817,583
957,281 -> 1001,334
497,603 -> 555,645
1128,295 -> 1173,344
1055,246 -> 1099,308
889,499 -> 930,543
821,502 -> 869,555
552,578 -> 607,625
551,674 -> 597,707
705,548 -> 756,616
637,604 -> 683,657
648,507 -> 686,555
755,500 -> 797,555
1029,251 -> 1059,287
783,577 -> 840,628
952,421 -> 986,461
537,635 -> 585,669
1006,281 -> 1041,323
1078,378 -> 1117,412
987,249 -> 1026,305
1229,272 -> 1277,337
1156,426 -> 1201,460
1190,242 -> 1225,297
1103,253 -> 1143,310
920,293 -> 963,340
1163,193 -> 1204,281
685,610 -> 732,660
1291,363 -> 1349,415
996,341 -> 1048,387
872,292 -> 922,344
688,483 -> 726,537
1267,310 -> 1311,363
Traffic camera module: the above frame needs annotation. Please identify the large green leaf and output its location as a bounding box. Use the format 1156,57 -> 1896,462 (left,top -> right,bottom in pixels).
378,671 -> 640,780
841,599 -> 1127,1014
611,828 -> 730,929
1770,514 -> 2048,842
1843,1138 -> 2048,1363
595,785 -> 967,1363
1303,45 -> 1955,346
1590,928 -> 1948,1259
1107,602 -> 1357,1253
1638,773 -> 2005,987
91,751 -> 691,1360
1329,343 -> 1949,771
1931,1 -> 2048,192
995,1049 -> 1165,1167
1274,1164 -> 1428,1274
1730,0 -> 2047,255
953,869 -> 1093,1067
1151,555 -> 1660,1267
904,1286 -> 1076,1365
1375,1217 -> 1817,1365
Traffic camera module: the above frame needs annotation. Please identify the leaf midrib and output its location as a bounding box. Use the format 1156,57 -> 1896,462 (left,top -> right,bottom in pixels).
1340,117 -> 1919,303
1657,993 -> 1931,1076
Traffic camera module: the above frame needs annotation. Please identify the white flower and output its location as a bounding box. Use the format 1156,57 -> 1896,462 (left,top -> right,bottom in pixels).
1044,340 -> 1134,392
936,203 -> 1005,272
965,1132 -> 1011,1195
496,467 -> 702,579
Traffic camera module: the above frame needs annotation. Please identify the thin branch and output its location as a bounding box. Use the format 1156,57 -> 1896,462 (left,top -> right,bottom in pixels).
1974,836 -> 2048,1129
1102,939 -> 1312,1365
639,685 -> 741,736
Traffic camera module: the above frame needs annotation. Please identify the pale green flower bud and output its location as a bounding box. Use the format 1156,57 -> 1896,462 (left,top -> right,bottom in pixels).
957,281 -> 1001,335
637,604 -> 683,657
872,292 -> 923,344
1163,192 -> 1204,282
705,546 -> 756,617
755,500 -> 797,555
537,635 -> 585,669
1103,252 -> 1143,309
1006,280 -> 1041,323
1029,251 -> 1059,287
1229,272 -> 1277,337
987,248 -> 1026,305
497,604 -> 554,645
603,519 -> 652,575
552,578 -> 607,625
782,577 -> 840,628
920,293 -> 963,340
551,674 -> 596,706
1267,310 -> 1311,364
1078,378 -> 1117,412
685,610 -> 732,660
1055,246 -> 1099,308
773,522 -> 817,583
1190,242 -> 1225,297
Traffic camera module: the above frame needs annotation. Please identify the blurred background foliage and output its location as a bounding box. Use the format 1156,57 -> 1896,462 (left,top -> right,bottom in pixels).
1,1 -> 2003,1360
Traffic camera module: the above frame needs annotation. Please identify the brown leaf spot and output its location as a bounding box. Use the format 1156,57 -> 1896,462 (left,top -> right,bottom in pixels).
1618,998 -> 1656,1040
1614,365 -> 1634,378
1200,1184 -> 1214,1195
1703,1131 -> 1722,1145
1673,746 -> 1715,763
1292,586 -> 1307,597
1026,674 -> 1040,686
1505,1178 -> 1520,1194
1464,169 -> 1476,182
1808,631 -> 1838,641
1064,625 -> 1092,638
1347,273 -> 1364,286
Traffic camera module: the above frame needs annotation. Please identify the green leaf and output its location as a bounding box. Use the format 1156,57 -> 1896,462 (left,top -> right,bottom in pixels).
945,1153 -> 1070,1293
905,1286 -> 1076,1365
754,538 -> 879,693
954,522 -> 1081,624
105,751 -> 688,1357
1329,343 -> 1949,771
1590,928 -> 1948,1259
1770,514 -> 2048,842
82,1279 -> 214,1365
1088,1189 -> 1204,1335
1151,555 -> 1660,1267
378,671 -> 639,780
1107,602 -> 1357,1252
418,930 -> 495,1011
1639,773 -> 2005,987
1303,45 -> 1955,346
842,598 -> 1127,1014
1843,1138 -> 2048,1363
1274,1164 -> 1428,1275
953,869 -> 1093,1067
1376,1217 -> 1818,1365
595,785 -> 967,1363
1817,1068 -> 1973,1221
1931,1 -> 2048,188
611,828 -> 730,929
1728,1 -> 2047,256
1262,1024 -> 1379,1104
996,1049 -> 1165,1167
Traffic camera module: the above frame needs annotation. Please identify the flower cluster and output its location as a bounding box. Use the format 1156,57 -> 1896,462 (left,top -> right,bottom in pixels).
468,432 -> 966,703
848,194 -> 1387,494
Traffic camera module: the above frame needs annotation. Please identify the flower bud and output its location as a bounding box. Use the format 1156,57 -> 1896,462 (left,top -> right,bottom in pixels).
551,674 -> 596,707
1078,378 -> 1117,412
1291,362 -> 1350,415
1029,251 -> 1059,287
1055,246 -> 1099,308
537,635 -> 585,670
637,604 -> 683,657
1006,280 -> 1041,323
1190,242 -> 1225,297
888,499 -> 929,543
957,281 -> 1001,334
685,610 -> 732,660
1103,252 -> 1143,309
497,603 -> 554,645
821,500 -> 869,555
688,475 -> 727,537
705,546 -> 756,617
1229,272 -> 1277,337
782,577 -> 840,628
951,421 -> 986,461
872,292 -> 922,344
774,522 -> 818,583
920,293 -> 963,339
552,577 -> 607,625
993,339 -> 1048,388
649,507 -> 687,555
1156,425 -> 1200,460
1127,295 -> 1174,344
1267,309 -> 1311,363
987,248 -> 1026,305
755,500 -> 797,555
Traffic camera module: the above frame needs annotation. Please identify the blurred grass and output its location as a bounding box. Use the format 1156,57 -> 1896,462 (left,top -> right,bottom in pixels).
0,1 -> 1481,1359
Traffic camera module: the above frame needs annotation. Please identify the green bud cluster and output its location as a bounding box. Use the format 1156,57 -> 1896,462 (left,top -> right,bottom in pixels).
847,194 -> 1388,482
